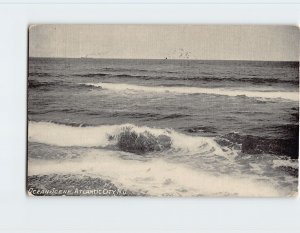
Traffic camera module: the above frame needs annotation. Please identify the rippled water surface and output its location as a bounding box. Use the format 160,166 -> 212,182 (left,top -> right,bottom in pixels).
27,58 -> 299,197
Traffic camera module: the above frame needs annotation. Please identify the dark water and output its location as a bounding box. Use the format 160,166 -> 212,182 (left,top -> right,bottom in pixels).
27,58 -> 299,197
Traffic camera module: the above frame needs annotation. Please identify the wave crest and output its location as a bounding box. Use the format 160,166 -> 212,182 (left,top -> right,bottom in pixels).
110,127 -> 172,154
82,82 -> 299,101
28,121 -> 228,157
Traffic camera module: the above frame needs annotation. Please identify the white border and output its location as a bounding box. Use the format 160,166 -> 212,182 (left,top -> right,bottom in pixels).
0,3 -> 299,233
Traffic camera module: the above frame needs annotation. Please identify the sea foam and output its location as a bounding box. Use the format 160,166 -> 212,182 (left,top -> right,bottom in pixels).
83,82 -> 299,101
28,149 -> 284,197
28,121 -> 228,157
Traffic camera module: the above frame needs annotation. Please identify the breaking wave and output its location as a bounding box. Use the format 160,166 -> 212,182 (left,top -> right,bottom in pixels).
28,121 -> 298,197
28,121 -> 231,157
105,73 -> 298,85
83,82 -> 299,101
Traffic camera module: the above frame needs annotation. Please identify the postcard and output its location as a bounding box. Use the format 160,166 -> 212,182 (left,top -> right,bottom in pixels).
27,25 -> 299,197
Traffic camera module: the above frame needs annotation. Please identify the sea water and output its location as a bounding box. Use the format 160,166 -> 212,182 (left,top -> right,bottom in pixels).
27,58 -> 299,197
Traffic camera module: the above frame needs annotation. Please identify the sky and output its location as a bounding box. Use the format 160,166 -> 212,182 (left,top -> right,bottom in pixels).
29,24 -> 299,61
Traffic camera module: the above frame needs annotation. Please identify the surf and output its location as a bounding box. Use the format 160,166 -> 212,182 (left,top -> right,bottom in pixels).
28,121 -> 231,157
83,82 -> 299,101
28,149 -> 286,197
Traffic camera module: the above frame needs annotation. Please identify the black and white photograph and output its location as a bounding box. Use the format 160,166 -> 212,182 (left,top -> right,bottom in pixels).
27,24 -> 299,197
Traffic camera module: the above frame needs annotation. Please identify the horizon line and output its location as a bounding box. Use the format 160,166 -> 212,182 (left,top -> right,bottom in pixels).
28,56 -> 300,62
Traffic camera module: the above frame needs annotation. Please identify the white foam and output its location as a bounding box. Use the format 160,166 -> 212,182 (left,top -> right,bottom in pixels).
29,121 -> 117,147
84,82 -> 299,101
273,159 -> 299,169
28,121 -> 227,157
28,149 -> 284,197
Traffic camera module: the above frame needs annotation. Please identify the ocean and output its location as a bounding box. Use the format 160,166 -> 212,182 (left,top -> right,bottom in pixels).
27,57 -> 299,197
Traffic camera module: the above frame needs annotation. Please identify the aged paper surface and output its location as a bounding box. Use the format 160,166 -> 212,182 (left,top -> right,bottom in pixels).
27,25 -> 299,197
